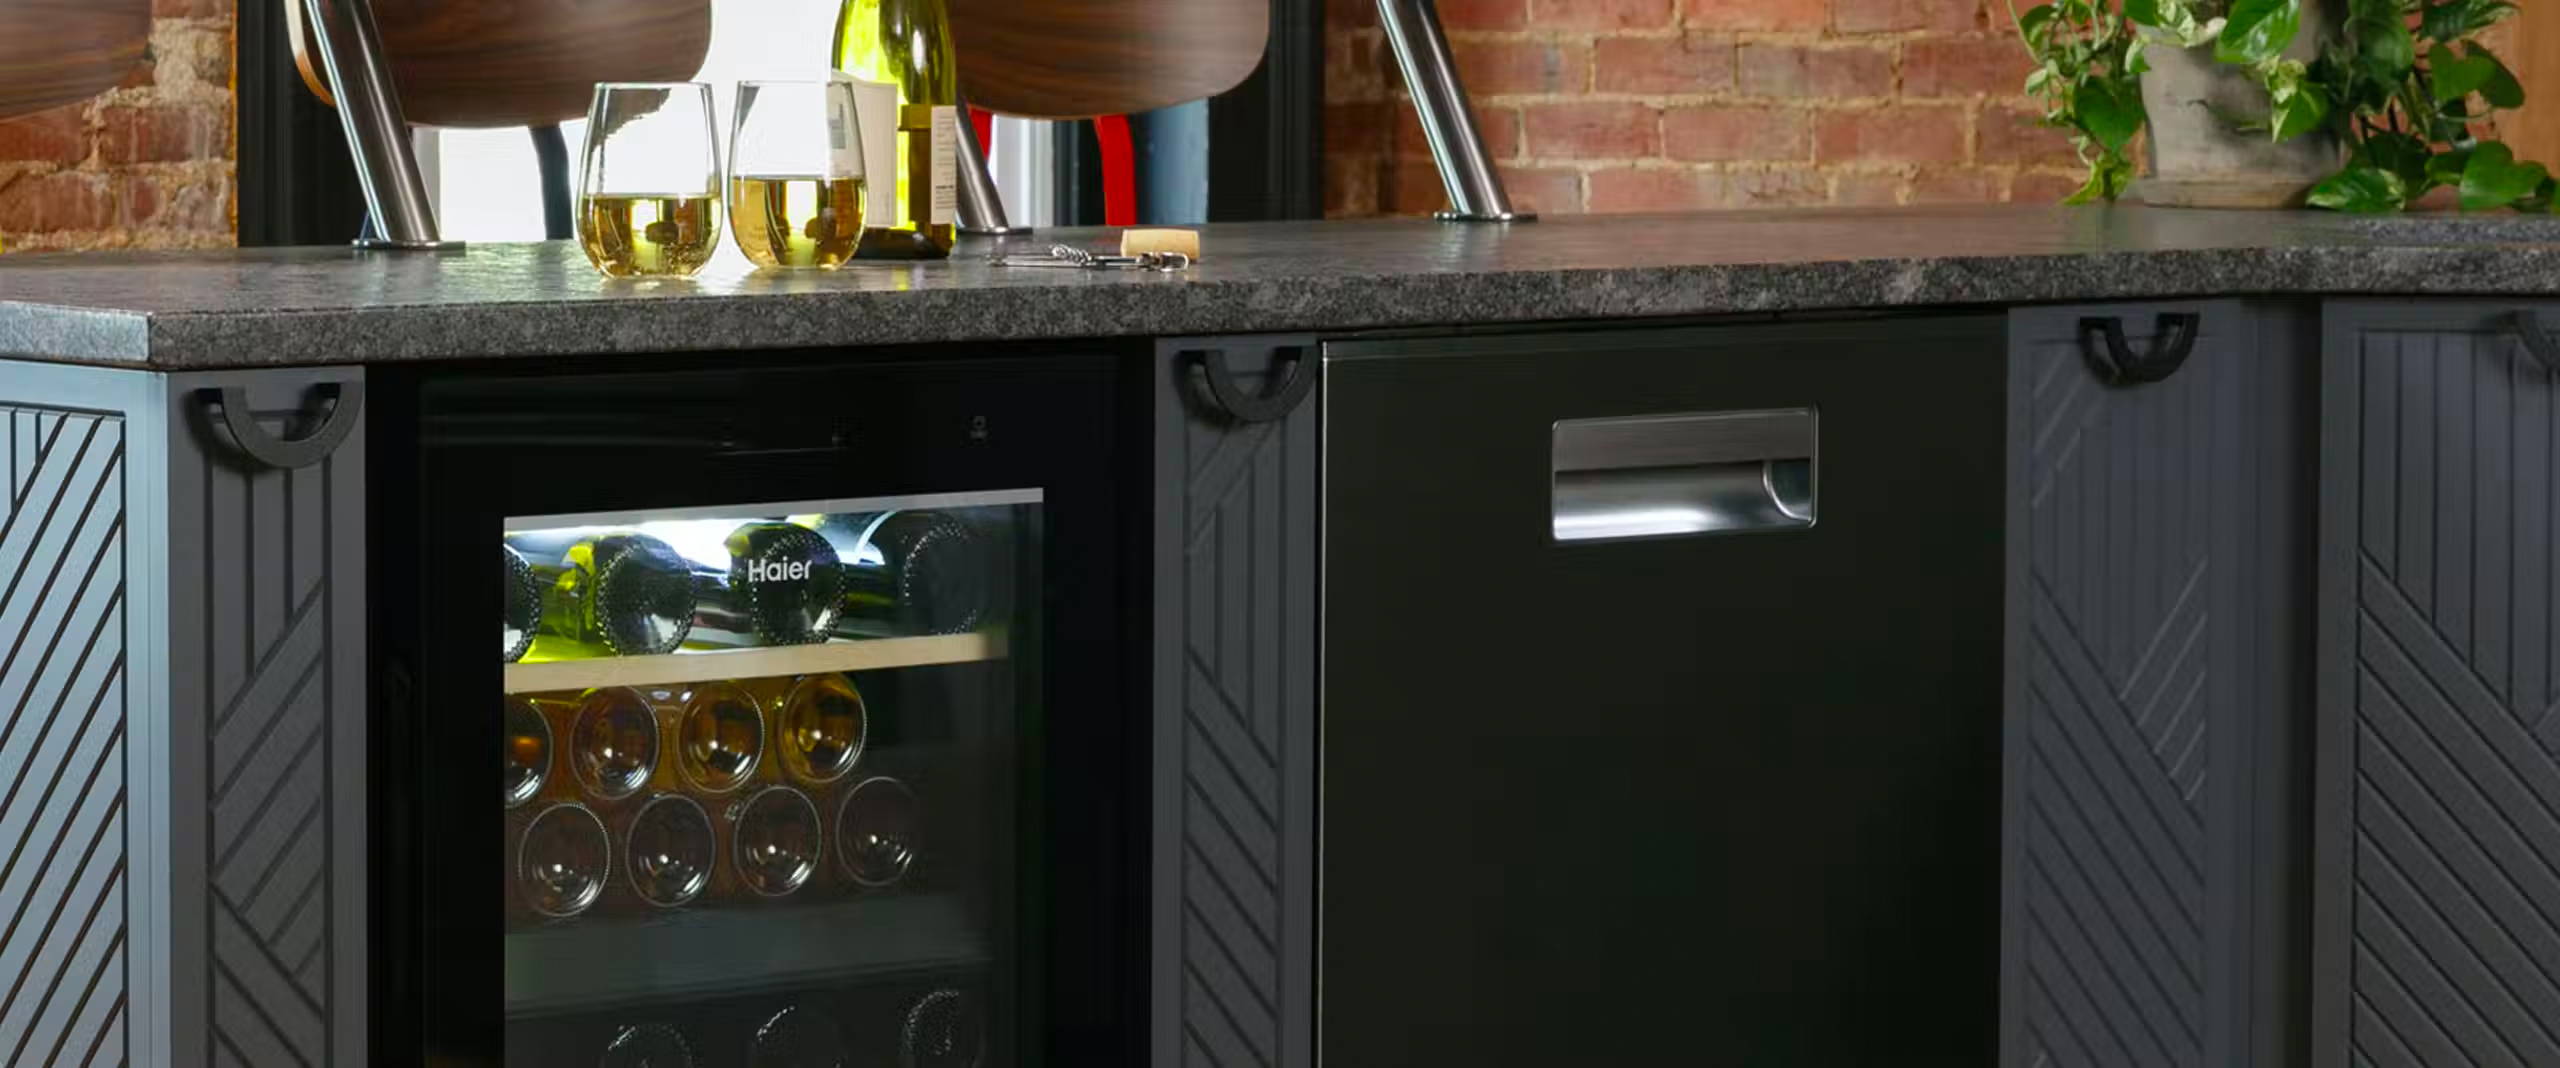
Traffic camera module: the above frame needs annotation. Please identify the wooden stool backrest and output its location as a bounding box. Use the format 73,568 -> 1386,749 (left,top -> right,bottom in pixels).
947,0 -> 1270,119
0,0 -> 150,121
286,0 -> 713,128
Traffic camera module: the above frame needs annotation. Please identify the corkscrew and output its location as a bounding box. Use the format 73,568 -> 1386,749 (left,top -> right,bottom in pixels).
989,243 -> 1191,272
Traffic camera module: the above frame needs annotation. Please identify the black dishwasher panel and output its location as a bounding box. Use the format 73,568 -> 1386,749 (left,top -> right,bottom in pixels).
1321,318 -> 2006,1066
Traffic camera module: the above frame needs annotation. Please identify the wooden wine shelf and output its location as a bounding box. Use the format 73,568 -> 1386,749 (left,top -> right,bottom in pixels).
503,631 -> 1008,694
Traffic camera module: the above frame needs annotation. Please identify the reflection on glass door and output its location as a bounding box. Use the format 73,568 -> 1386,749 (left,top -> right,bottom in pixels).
497,490 -> 1033,1067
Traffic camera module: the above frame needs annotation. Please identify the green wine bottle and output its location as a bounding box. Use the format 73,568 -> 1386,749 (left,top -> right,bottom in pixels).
806,510 -> 994,637
522,531 -> 698,657
688,521 -> 849,648
831,0 -> 958,259
503,545 -> 541,663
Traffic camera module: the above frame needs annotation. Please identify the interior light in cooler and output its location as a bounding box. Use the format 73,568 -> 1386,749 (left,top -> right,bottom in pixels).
632,518 -> 761,570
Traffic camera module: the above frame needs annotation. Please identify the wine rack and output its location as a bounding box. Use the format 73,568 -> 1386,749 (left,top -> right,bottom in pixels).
502,630 -> 1009,694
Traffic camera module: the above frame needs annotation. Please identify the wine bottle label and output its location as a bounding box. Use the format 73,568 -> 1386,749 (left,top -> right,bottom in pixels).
928,105 -> 958,226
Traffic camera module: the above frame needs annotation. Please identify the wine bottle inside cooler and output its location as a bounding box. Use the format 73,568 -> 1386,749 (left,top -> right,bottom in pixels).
598,1023 -> 698,1068
900,989 -> 984,1068
686,521 -> 848,648
502,545 -> 541,662
807,511 -> 993,637
749,1005 -> 852,1068
511,801 -> 610,921
517,531 -> 698,656
739,674 -> 867,787
613,793 -> 715,911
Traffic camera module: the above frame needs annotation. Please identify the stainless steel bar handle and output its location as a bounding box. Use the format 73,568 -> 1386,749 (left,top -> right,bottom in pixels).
1552,409 -> 1817,542
1376,0 -> 1534,222
301,0 -> 457,250
954,103 -> 1027,236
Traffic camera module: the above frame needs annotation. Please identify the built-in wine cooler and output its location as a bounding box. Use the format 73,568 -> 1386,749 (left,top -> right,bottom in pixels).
378,351 -> 1142,1066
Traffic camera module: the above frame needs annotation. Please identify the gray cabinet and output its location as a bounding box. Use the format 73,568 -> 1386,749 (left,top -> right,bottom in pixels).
2003,302 -> 2312,1068
0,361 -> 366,1068
1150,337 -> 1319,1068
2315,301 -> 2560,1068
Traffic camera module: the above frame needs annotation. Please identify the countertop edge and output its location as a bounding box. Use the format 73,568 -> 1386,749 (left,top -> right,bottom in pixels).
6,241 -> 2556,370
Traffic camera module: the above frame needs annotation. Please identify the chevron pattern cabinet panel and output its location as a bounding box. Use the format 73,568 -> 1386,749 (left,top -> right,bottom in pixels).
163,369 -> 367,1068
2006,304 -> 2309,1068
2319,305 -> 2560,1068
1151,340 -> 1318,1068
0,404 -> 129,1068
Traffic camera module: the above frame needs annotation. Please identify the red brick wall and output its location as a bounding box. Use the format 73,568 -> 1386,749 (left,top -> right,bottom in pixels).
0,0 -> 235,252
1326,0 -> 2079,215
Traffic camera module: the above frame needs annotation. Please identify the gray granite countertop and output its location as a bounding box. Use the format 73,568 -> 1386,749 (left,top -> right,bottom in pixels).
6,204 -> 2560,369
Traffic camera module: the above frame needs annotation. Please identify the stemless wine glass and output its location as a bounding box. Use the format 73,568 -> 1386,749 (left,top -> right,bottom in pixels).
728,80 -> 867,269
578,82 -> 722,278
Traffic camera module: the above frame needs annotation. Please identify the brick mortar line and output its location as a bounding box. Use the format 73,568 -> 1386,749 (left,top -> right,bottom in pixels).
1428,27 -> 2016,44
1480,94 -> 2027,106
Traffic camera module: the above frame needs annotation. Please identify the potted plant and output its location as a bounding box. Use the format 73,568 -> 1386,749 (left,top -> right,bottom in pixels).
2011,0 -> 2552,211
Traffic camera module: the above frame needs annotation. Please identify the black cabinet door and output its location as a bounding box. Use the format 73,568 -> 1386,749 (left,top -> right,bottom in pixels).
2317,301 -> 2560,1068
1322,317 -> 2005,1066
2004,302 -> 2312,1068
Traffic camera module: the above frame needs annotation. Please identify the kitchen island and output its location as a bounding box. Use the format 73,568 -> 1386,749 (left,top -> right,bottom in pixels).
0,203 -> 2551,1068
0,203 -> 2557,365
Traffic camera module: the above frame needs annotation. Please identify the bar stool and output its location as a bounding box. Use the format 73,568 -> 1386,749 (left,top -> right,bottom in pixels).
284,0 -> 713,237
0,0 -> 149,121
947,0 -> 1268,227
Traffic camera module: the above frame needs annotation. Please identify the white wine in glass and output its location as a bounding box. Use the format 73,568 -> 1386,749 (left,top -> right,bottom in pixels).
578,194 -> 720,277
728,81 -> 869,269
729,176 -> 865,268
576,82 -> 722,279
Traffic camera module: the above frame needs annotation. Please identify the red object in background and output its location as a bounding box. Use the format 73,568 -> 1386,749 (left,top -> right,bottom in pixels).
967,107 -> 1136,227
1095,114 -> 1136,227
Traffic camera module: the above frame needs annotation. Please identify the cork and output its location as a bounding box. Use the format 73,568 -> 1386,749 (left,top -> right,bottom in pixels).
1119,228 -> 1202,261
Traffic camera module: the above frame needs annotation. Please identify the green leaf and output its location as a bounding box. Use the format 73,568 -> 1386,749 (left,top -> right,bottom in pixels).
2351,15 -> 2415,78
2430,43 -> 2499,103
2217,0 -> 2301,65
2520,176 -> 2559,214
2075,77 -> 2146,155
2459,140 -> 2548,210
2126,36 -> 2151,75
2017,3 -> 2059,46
2307,165 -> 2409,212
2065,155 -> 2137,204
2359,131 -> 2434,187
2427,146 -> 2474,188
2270,83 -> 2330,140
2123,0 -> 2162,26
2421,0 -> 2518,41
2475,45 -> 2526,109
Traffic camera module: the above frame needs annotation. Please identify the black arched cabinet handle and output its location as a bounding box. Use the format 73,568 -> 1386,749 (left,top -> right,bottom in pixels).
2506,311 -> 2560,376
2078,313 -> 2200,386
1188,347 -> 1316,424
196,381 -> 365,470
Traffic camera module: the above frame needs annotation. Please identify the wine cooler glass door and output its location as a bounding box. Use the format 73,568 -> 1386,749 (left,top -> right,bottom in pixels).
394,354 -> 1137,1067
500,493 -> 1032,1067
